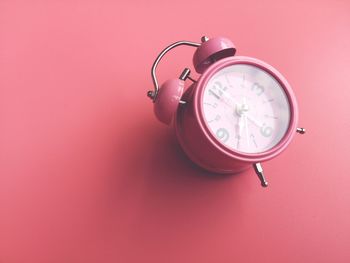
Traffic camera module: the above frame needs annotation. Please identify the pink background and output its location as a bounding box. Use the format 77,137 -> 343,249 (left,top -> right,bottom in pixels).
0,1 -> 349,262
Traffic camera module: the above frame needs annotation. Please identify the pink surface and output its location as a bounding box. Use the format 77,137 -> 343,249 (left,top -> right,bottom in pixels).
0,1 -> 349,262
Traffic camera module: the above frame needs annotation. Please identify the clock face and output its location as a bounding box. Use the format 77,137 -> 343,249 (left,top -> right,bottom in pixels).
202,64 -> 291,154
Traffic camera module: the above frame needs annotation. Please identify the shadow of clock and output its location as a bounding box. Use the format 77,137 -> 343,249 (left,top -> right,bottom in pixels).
117,120 -> 245,182
108,119 -> 254,237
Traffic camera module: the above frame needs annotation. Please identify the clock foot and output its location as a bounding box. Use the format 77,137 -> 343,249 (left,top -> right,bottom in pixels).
253,163 -> 268,187
296,127 -> 306,134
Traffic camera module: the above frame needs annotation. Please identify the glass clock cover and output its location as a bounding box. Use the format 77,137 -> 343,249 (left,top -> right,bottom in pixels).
202,64 -> 291,154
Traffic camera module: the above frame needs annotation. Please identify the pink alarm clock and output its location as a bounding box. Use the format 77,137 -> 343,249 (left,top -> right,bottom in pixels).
147,36 -> 305,187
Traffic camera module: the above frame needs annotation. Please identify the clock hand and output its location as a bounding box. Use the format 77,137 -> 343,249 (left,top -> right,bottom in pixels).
238,115 -> 244,136
242,98 -> 250,147
210,89 -> 236,109
221,89 -> 238,106
243,114 -> 250,147
235,97 -> 249,149
235,114 -> 244,149
245,113 -> 263,128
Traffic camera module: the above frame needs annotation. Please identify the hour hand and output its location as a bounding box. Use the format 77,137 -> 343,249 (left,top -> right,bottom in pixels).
245,113 -> 263,128
209,89 -> 235,109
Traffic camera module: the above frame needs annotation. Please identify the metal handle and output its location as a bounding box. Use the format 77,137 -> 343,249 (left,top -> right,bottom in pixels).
147,40 -> 201,102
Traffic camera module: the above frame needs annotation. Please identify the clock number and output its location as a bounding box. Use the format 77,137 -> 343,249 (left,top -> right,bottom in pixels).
209,81 -> 227,98
260,124 -> 273,137
216,128 -> 230,143
251,83 -> 265,96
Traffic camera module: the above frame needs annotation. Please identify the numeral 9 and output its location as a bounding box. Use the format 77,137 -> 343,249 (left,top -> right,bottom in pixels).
216,128 -> 230,142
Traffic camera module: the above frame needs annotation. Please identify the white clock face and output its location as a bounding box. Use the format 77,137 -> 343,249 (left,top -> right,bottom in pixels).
202,64 -> 291,154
